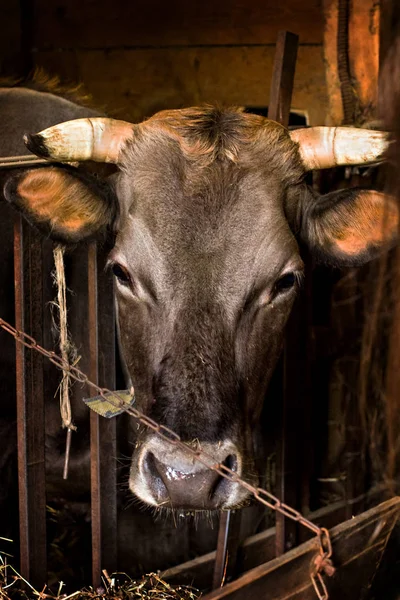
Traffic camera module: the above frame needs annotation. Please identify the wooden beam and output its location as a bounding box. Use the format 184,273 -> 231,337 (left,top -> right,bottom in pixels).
32,0 -> 324,48
202,497 -> 400,599
165,487 -> 388,589
323,0 -> 380,126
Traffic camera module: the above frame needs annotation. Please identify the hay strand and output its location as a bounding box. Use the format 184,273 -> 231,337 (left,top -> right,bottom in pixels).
52,245 -> 77,480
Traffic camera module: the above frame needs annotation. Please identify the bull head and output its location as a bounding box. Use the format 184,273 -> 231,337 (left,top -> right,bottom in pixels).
4,109 -> 398,510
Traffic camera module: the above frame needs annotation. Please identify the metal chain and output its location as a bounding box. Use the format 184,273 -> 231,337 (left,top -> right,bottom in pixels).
0,316 -> 335,597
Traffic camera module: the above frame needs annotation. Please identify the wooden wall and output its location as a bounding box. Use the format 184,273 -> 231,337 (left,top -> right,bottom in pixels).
323,0 -> 380,126
0,0 -> 23,75
0,0 -> 328,124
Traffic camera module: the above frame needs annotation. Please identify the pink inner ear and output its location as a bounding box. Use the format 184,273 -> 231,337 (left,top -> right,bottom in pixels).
333,191 -> 399,256
17,169 -> 67,221
16,167 -> 110,238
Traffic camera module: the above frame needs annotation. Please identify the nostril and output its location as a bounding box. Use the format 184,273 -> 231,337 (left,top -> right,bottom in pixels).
144,452 -> 157,478
225,454 -> 238,473
209,454 -> 239,503
143,452 -> 169,503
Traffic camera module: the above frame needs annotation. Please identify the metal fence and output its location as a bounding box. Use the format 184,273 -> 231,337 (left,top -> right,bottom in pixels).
0,30 -> 371,598
0,311 -> 336,596
10,220 -> 118,587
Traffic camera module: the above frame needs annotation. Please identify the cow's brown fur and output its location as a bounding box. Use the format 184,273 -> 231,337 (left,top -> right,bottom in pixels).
126,106 -> 303,182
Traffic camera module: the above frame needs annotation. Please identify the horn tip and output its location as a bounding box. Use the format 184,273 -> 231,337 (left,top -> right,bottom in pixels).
24,133 -> 50,158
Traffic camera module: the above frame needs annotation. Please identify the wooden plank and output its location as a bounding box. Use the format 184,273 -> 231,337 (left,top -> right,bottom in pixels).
323,0 -> 379,126
323,0 -> 343,125
164,488 -> 387,588
332,270 -> 366,516
379,0 -> 396,66
0,0 -> 23,75
34,45 -> 328,126
32,0 -> 324,48
19,0 -> 34,75
348,0 -> 379,123
14,215 -> 47,587
202,497 -> 400,600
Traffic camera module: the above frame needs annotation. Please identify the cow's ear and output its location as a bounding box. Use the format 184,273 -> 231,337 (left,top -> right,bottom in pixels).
300,188 -> 399,266
3,166 -> 116,243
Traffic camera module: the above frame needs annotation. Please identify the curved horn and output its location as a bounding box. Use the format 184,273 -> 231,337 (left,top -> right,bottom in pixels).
24,118 -> 135,164
290,127 -> 390,170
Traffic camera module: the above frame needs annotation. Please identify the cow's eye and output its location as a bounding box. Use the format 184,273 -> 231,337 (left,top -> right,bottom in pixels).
273,272 -> 296,296
112,263 -> 131,286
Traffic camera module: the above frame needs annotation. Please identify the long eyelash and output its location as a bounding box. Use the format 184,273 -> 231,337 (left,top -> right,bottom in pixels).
293,270 -> 305,287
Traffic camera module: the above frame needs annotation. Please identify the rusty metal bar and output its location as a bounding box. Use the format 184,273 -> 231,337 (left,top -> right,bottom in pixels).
213,512 -> 232,589
0,157 -> 52,169
267,31 -> 301,557
97,245 -> 117,573
212,510 -> 243,589
88,242 -> 117,586
88,242 -> 102,588
14,214 -> 47,586
267,31 -> 299,128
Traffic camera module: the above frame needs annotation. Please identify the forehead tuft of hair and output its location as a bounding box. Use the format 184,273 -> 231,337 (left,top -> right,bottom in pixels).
122,106 -> 303,184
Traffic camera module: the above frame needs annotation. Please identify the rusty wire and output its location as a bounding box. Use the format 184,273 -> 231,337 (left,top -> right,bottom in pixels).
0,316 -> 335,597
0,155 -> 52,168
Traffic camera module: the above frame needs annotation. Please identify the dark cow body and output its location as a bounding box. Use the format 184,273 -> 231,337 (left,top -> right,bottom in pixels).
0,84 -> 100,446
1,80 -> 398,521
0,84 -> 101,551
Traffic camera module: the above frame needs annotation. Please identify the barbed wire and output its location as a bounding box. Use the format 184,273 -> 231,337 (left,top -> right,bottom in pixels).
0,316 -> 334,599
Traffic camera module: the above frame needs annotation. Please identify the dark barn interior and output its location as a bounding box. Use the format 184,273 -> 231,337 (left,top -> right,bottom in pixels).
0,1 -> 400,599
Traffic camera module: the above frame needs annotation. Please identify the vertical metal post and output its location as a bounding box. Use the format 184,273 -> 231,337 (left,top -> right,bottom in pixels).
267,31 -> 305,557
14,214 -> 47,586
88,241 -> 117,588
267,31 -> 299,128
212,510 -> 242,589
212,31 -> 300,585
97,245 -> 117,573
88,242 -> 101,588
